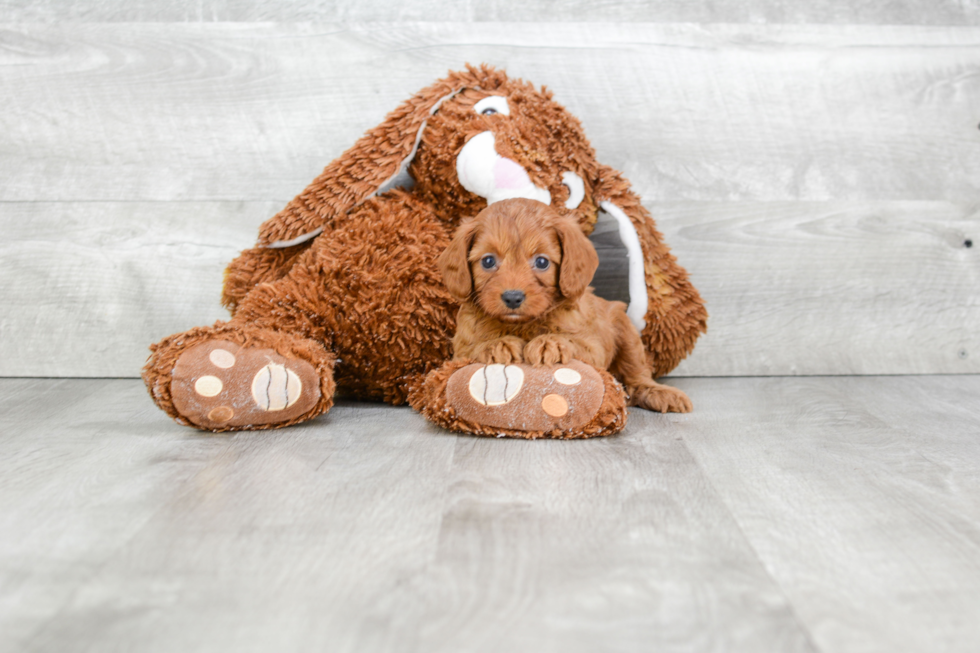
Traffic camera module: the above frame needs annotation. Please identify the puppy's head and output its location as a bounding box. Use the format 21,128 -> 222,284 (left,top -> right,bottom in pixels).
439,198 -> 599,322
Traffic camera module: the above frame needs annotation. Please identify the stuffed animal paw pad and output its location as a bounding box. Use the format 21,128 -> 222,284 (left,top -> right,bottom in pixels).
170,340 -> 320,429
446,360 -> 604,433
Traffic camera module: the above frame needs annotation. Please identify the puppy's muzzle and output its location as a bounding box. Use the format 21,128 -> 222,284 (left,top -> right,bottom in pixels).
501,290 -> 525,310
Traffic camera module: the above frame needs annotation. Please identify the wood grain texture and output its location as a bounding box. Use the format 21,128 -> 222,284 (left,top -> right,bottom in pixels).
666,201 -> 980,376
2,0 -> 978,24
2,23 -> 979,203
3,22 -> 979,377
0,201 -> 268,377
673,374 -> 980,653
3,376 -> 980,651
0,379 -> 223,648
0,378 -> 816,653
2,200 -> 976,378
0,380 -> 459,653
414,421 -> 815,652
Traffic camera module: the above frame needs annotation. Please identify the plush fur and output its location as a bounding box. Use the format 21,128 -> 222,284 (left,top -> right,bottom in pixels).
409,358 -> 629,440
143,323 -> 336,431
143,64 -> 706,431
439,199 -> 692,413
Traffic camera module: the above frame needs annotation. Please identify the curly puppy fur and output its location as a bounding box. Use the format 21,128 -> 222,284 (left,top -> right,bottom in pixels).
439,199 -> 692,413
145,64 -> 706,430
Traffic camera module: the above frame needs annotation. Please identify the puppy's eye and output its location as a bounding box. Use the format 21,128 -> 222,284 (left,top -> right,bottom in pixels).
533,256 -> 550,271
481,108 -> 497,115
480,255 -> 498,270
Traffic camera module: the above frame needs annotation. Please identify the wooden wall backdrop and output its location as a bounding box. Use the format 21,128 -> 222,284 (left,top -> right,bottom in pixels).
0,14 -> 978,377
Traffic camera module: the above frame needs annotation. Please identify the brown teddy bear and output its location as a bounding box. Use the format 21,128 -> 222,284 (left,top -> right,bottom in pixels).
142,64 -> 707,437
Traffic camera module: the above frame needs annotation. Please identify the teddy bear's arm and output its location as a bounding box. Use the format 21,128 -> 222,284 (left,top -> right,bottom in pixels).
221,242 -> 313,314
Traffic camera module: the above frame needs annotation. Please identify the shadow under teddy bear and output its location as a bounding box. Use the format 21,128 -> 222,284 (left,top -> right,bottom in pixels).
143,64 -> 707,438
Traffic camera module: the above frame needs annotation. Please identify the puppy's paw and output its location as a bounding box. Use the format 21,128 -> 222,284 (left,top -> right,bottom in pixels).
524,335 -> 576,366
631,384 -> 693,414
474,336 -> 525,365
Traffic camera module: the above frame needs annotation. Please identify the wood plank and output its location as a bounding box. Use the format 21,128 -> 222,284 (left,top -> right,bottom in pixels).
0,201 -> 269,377
0,379 -> 229,649
0,380 -> 458,652
6,376 -> 980,651
674,374 -> 980,653
412,420 -> 816,652
1,23 -> 979,203
0,378 -> 816,652
666,201 -> 980,376
3,200 -> 976,378
2,1 -> 978,24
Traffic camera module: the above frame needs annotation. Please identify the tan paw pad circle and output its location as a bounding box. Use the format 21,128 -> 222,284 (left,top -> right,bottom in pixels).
209,349 -> 236,368
251,363 -> 303,411
541,394 -> 569,417
207,406 -> 234,423
195,375 -> 223,397
468,364 -> 524,406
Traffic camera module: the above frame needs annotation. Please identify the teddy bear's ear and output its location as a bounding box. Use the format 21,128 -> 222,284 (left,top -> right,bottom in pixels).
593,164 -> 708,376
256,78 -> 468,248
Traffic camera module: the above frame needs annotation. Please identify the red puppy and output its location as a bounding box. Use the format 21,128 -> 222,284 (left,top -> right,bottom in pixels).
439,198 -> 692,413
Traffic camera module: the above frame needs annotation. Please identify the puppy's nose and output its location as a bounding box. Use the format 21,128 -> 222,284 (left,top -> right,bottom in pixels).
501,290 -> 525,310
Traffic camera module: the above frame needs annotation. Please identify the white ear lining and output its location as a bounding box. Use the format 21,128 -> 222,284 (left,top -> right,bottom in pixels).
598,200 -> 648,332
266,227 -> 323,249
374,87 -> 467,196
561,171 -> 585,209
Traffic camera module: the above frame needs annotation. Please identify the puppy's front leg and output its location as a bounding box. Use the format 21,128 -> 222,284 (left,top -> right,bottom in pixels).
524,334 -> 576,366
471,336 -> 526,365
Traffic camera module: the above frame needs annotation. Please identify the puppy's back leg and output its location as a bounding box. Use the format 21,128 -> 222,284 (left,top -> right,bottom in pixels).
610,310 -> 693,413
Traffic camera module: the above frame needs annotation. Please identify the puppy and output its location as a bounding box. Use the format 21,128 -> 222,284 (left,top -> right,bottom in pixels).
439,198 -> 692,413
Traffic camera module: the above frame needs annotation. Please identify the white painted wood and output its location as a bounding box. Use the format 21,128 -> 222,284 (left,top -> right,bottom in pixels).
2,200 -> 976,378
3,23 -> 979,377
2,1 -> 978,24
0,202 -> 268,378
666,201 -> 980,377
673,374 -> 980,653
1,24 -> 979,203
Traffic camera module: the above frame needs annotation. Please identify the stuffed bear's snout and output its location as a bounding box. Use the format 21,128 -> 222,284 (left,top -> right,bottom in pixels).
456,131 -> 551,206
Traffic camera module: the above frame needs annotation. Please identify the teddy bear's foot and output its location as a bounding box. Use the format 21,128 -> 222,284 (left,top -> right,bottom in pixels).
168,340 -> 323,430
410,359 -> 628,439
144,324 -> 336,431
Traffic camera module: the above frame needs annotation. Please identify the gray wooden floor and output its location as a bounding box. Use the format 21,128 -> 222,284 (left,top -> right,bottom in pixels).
2,376 -> 979,653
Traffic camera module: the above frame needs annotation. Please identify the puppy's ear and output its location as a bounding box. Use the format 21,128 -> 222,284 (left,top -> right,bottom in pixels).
438,219 -> 480,300
555,217 -> 599,299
